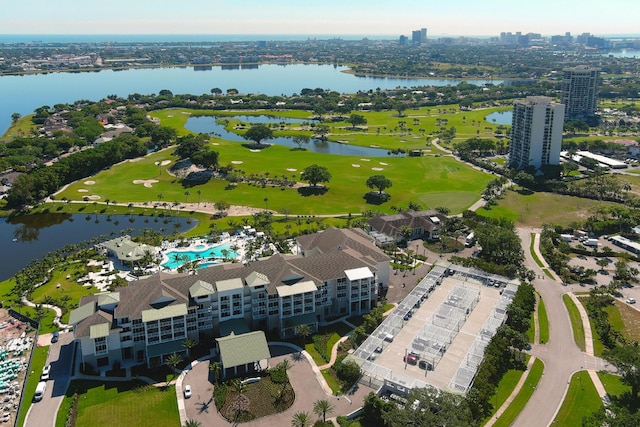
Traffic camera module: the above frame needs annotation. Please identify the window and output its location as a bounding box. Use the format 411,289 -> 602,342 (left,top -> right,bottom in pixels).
94,337 -> 107,355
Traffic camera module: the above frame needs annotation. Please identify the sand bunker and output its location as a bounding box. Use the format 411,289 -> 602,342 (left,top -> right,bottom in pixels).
360,158 -> 370,162
212,142 -> 220,145
159,160 -> 172,166
128,158 -> 142,162
352,164 -> 361,168
372,167 -> 384,171
231,160 -> 244,165
286,168 -> 297,172
370,144 -> 380,148
83,180 -> 95,185
87,195 -> 101,200
250,149 -> 261,153
133,179 -> 159,188
77,189 -> 88,193
379,162 -> 388,166
181,112 -> 192,115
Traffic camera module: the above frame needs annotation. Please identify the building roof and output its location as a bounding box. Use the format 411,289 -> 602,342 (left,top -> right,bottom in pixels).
98,236 -> 158,263
345,267 -> 374,281
141,303 -> 188,323
189,280 -> 215,298
367,210 -> 446,240
89,323 -> 111,339
69,301 -> 96,325
74,310 -> 113,339
296,227 -> 390,264
219,318 -> 251,337
216,278 -> 244,293
245,271 -> 269,288
216,331 -> 271,369
147,339 -> 185,358
276,280 -> 318,297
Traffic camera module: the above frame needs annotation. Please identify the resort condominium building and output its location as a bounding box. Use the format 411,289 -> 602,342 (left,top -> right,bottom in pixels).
508,96 -> 565,170
561,65 -> 599,121
69,227 -> 390,370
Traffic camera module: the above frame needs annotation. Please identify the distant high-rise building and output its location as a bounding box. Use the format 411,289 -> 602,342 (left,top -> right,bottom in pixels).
411,28 -> 427,44
561,65 -> 599,121
509,96 -> 565,170
399,35 -> 408,46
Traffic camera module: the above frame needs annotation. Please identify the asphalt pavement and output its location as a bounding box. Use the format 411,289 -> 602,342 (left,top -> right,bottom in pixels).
24,331 -> 74,427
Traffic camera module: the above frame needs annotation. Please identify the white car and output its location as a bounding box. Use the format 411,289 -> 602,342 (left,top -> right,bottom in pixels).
183,385 -> 192,399
626,297 -> 636,304
41,364 -> 51,381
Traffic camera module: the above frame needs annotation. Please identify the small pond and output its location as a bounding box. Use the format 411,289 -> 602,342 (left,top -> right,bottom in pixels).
485,111 -> 513,125
185,115 -> 404,157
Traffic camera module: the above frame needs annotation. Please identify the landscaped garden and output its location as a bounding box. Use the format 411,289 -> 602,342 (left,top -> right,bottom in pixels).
552,371 -> 602,426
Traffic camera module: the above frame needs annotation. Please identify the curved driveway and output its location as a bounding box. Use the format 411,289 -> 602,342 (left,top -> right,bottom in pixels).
514,229 -> 609,427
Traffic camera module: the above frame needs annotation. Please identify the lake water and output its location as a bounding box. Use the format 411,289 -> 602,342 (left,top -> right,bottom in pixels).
0,64 -> 500,136
485,111 -> 513,125
0,213 -> 195,281
185,115 -> 402,157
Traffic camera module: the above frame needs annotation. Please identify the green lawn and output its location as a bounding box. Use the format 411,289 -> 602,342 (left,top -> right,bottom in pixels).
321,368 -> 342,395
16,346 -> 49,427
552,371 -> 602,426
563,294 -> 586,351
55,381 -> 179,427
526,308 -> 535,343
538,298 -> 549,344
478,189 -> 619,228
54,107 -> 496,216
615,299 -> 640,341
529,233 -> 544,268
492,358 -> 544,427
597,371 -> 630,398
482,358 -> 530,424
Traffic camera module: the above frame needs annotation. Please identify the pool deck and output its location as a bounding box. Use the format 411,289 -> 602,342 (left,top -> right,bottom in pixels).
158,234 -> 255,271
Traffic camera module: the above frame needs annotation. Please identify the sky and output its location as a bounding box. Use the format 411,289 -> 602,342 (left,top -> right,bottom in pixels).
1,0 -> 639,37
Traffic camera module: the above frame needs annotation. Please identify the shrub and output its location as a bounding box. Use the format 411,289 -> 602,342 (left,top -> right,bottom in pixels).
214,383 -> 228,409
269,366 -> 288,384
313,334 -> 331,362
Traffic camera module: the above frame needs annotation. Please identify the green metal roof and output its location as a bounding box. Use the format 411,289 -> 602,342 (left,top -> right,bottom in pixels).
69,302 -> 96,325
89,323 -> 110,339
141,303 -> 187,323
276,280 -> 317,297
216,278 -> 243,292
216,331 -> 271,369
189,280 -> 215,298
219,318 -> 250,337
97,292 -> 120,307
286,312 -> 318,328
147,339 -> 185,358
245,271 -> 269,288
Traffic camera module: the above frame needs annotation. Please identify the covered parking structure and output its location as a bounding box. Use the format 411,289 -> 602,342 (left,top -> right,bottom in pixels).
216,331 -> 271,379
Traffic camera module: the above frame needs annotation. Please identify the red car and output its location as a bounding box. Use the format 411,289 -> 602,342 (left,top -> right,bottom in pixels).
403,352 -> 419,365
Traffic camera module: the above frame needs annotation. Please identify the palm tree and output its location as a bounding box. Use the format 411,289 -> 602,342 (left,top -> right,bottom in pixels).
182,338 -> 198,360
313,399 -> 335,423
264,197 -> 269,211
196,189 -> 202,206
295,324 -> 312,344
209,361 -> 221,385
291,411 -> 312,427
183,420 -> 202,427
184,190 -> 190,204
165,353 -> 183,387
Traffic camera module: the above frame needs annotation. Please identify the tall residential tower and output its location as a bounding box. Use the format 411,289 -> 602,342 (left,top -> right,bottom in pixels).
561,65 -> 599,121
508,96 -> 565,170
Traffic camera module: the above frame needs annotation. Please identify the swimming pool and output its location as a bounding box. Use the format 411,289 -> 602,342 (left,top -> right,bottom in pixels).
162,243 -> 237,270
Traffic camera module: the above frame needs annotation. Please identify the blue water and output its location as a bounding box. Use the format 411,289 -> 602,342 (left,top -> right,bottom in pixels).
0,64 -> 501,136
185,115 -> 401,157
0,213 -> 196,281
162,243 -> 236,269
485,111 -> 513,125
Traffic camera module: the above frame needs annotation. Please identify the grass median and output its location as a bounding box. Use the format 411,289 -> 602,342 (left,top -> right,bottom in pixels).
492,358 -> 544,427
552,371 -> 602,426
563,294 -> 586,352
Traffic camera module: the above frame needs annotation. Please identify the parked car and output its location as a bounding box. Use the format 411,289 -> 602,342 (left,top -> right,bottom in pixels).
418,360 -> 433,371
41,365 -> 51,381
51,331 -> 59,343
403,351 -> 420,365
183,385 -> 192,399
34,382 -> 46,402
626,297 -> 636,304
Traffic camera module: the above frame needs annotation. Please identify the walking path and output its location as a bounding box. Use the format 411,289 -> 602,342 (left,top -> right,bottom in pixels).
21,296 -> 70,329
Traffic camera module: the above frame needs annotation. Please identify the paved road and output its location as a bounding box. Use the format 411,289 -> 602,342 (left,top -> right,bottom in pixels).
24,332 -> 74,427
514,229 -> 609,427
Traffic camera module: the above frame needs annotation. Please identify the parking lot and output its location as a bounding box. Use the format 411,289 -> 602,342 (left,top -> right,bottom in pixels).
351,264 -> 517,394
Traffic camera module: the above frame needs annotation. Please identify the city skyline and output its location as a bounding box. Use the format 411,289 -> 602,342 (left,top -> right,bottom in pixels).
2,0 -> 640,38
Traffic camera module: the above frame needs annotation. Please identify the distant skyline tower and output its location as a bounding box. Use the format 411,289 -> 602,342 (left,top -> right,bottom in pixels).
509,96 -> 565,170
411,27 -> 427,44
561,65 -> 599,121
